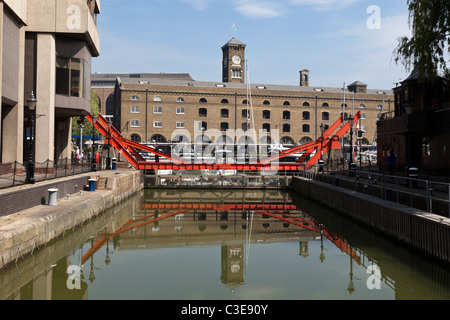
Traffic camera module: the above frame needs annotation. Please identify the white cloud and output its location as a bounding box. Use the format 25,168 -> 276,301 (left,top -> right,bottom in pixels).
233,0 -> 286,19
289,0 -> 359,11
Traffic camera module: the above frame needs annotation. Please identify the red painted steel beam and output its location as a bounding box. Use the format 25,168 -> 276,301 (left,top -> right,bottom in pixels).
143,203 -> 299,211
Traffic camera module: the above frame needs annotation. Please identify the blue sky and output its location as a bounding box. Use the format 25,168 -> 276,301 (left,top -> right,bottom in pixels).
92,0 -> 412,90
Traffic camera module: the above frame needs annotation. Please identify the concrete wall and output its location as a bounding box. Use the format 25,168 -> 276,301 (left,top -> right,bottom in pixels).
0,169 -> 143,270
290,176 -> 450,264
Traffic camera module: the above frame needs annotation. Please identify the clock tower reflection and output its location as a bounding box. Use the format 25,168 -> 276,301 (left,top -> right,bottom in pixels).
220,244 -> 245,293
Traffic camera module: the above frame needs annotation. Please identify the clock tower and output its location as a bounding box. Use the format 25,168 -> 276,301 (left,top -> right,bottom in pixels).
222,37 -> 246,83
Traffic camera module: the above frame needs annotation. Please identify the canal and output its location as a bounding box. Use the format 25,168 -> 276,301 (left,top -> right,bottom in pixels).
1,188 -> 450,300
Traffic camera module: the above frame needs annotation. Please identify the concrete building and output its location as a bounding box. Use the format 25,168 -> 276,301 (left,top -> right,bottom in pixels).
0,0 -> 100,170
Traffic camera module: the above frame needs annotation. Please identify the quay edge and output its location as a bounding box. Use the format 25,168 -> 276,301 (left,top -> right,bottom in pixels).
0,170 -> 144,270
289,176 -> 450,265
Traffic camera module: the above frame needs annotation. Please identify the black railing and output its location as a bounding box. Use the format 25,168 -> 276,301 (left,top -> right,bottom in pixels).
0,156 -> 105,190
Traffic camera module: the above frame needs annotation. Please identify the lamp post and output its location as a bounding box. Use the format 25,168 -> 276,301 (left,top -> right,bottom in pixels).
92,114 -> 98,171
27,92 -> 37,184
106,118 -> 112,170
348,115 -> 354,171
319,123 -> 325,172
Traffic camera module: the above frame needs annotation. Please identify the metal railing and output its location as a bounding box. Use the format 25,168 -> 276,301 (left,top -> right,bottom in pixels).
0,156 -> 105,190
300,165 -> 450,217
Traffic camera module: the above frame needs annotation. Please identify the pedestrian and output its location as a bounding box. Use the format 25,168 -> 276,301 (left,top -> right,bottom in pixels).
387,149 -> 396,175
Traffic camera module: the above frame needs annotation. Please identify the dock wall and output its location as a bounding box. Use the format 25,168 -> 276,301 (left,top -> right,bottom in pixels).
0,170 -> 143,270
290,176 -> 450,264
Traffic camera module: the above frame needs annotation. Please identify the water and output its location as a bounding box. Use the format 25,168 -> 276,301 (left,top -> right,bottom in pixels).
1,188 -> 450,300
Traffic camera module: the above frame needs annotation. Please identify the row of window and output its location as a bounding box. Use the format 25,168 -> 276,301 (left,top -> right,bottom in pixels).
129,95 -> 383,109
130,106 -> 368,121
128,119 -> 367,134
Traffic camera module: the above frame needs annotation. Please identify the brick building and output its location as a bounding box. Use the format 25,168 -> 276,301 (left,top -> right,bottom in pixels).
106,37 -> 393,158
377,69 -> 450,174
0,0 -> 100,169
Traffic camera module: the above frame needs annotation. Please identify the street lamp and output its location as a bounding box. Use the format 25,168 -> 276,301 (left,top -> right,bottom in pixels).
27,92 -> 37,184
319,123 -> 325,172
348,115 -> 354,171
92,114 -> 98,171
106,118 -> 112,170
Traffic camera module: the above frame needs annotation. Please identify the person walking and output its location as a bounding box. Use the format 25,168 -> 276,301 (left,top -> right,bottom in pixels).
387,149 -> 396,175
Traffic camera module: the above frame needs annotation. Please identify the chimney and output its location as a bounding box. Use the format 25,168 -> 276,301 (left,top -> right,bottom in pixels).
300,69 -> 310,87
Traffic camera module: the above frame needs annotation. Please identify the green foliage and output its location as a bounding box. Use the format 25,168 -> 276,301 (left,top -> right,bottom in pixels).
72,90 -> 100,138
394,0 -> 450,80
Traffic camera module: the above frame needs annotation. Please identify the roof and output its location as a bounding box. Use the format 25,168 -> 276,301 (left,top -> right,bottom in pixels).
348,81 -> 367,87
118,77 -> 393,96
222,37 -> 247,49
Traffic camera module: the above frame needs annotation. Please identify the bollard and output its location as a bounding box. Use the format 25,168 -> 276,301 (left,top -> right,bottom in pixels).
88,179 -> 97,192
408,167 -> 418,188
112,158 -> 117,170
48,188 -> 58,206
318,159 -> 324,172
349,162 -> 357,177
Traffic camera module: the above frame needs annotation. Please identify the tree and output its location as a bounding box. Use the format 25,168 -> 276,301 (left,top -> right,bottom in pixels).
394,0 -> 450,80
72,90 -> 100,142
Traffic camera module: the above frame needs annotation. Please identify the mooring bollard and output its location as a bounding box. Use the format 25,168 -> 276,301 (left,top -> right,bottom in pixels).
112,158 -> 117,170
88,179 -> 97,192
48,188 -> 58,206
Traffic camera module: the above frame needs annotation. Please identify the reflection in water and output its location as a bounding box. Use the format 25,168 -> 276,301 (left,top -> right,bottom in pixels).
1,189 -> 450,300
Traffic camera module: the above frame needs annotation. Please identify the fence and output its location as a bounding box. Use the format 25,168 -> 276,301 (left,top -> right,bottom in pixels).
0,156 -> 104,190
300,165 -> 450,217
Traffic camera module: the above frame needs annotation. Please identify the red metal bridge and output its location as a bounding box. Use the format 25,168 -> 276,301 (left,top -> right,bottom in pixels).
86,111 -> 361,172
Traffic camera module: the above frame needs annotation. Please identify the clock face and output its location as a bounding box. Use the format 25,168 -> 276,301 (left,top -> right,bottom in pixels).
231,264 -> 240,273
232,55 -> 241,65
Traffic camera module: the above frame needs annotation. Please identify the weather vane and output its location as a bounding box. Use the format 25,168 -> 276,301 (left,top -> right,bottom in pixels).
231,22 -> 237,38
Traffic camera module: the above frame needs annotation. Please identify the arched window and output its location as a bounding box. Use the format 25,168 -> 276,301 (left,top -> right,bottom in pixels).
154,96 -> 162,102
303,102 -> 310,107
322,102 -> 329,108
281,137 -> 294,145
283,101 -> 291,106
302,124 -> 310,133
303,111 -> 310,121
221,109 -> 229,118
221,99 -> 229,104
199,121 -> 207,131
131,95 -> 140,101
359,104 -> 366,109
263,100 -> 271,105
220,122 -> 229,131
177,97 -> 185,103
199,98 -> 207,103
131,134 -> 141,142
199,108 -> 207,118
153,106 -> 162,114
151,134 -> 167,143
299,137 -> 313,145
